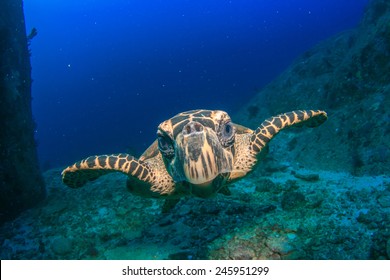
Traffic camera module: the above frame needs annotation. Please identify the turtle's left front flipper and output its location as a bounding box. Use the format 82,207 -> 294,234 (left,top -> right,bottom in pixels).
61,153 -> 175,197
251,110 -> 327,154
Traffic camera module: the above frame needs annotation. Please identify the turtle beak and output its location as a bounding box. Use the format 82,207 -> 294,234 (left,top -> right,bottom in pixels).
173,121 -> 233,185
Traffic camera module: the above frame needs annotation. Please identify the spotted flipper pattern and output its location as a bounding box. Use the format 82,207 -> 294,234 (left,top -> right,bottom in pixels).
251,110 -> 327,153
61,153 -> 175,197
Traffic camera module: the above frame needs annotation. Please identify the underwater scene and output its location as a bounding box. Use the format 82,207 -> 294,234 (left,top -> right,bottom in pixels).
0,0 -> 389,260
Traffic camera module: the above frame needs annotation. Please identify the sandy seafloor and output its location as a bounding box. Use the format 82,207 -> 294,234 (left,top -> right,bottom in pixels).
1,165 -> 389,260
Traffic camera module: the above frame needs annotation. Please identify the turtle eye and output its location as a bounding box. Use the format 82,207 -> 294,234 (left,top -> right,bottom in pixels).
224,123 -> 233,137
158,135 -> 169,150
158,135 -> 174,159
219,122 -> 235,147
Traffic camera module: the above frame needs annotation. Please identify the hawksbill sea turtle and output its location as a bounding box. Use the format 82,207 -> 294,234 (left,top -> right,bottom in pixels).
62,109 -> 327,210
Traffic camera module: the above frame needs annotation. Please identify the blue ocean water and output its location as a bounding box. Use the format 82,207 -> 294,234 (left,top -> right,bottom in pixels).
24,0 -> 368,168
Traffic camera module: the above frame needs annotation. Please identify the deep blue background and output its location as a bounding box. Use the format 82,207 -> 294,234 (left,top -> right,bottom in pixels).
24,0 -> 368,169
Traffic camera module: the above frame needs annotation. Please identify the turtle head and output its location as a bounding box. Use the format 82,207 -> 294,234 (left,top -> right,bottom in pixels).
157,110 -> 235,197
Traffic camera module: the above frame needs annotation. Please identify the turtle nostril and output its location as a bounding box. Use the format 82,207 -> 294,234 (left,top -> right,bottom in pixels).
194,123 -> 203,132
183,121 -> 203,135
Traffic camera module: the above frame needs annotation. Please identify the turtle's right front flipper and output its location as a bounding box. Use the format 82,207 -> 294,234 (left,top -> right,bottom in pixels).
61,153 -> 175,197
62,153 -> 146,188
